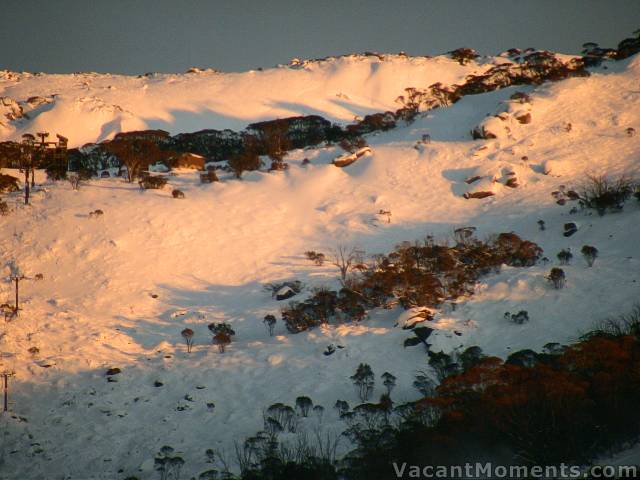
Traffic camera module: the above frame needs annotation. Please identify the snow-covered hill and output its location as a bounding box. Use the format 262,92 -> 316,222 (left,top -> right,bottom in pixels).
1,51 -> 639,479
0,53 -> 484,147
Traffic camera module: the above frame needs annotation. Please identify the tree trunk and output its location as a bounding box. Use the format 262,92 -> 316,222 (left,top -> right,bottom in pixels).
24,170 -> 29,205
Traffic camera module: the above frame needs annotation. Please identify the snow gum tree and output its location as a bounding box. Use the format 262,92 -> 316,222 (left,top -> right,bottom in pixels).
351,363 -> 375,402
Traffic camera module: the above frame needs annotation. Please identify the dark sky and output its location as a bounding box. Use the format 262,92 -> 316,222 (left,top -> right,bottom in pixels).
1,0 -> 639,74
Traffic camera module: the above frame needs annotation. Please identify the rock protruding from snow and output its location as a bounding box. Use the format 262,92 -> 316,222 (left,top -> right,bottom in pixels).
0,96 -> 24,124
333,146 -> 372,167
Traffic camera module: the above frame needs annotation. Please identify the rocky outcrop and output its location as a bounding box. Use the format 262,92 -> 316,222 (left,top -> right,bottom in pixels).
463,191 -> 494,199
0,97 -> 25,122
515,112 -> 532,124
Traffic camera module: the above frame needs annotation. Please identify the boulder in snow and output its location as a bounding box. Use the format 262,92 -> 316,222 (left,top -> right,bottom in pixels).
563,223 -> 578,237
0,96 -> 24,121
333,146 -> 372,167
464,191 -> 495,199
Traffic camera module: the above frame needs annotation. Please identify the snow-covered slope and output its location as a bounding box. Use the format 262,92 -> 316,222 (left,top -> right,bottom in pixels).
1,53 -> 639,478
0,54 -> 483,147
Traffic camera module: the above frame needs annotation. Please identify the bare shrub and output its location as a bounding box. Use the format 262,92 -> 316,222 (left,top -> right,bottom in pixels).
578,173 -> 635,215
589,304 -> 640,339
329,244 -> 365,283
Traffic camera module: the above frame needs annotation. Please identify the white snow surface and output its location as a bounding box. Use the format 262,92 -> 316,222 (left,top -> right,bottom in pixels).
1,53 -> 640,478
0,54 -> 484,147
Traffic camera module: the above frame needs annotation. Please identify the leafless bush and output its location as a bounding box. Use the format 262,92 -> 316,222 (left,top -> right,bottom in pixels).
578,173 -> 635,215
590,304 -> 640,338
330,244 -> 365,283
